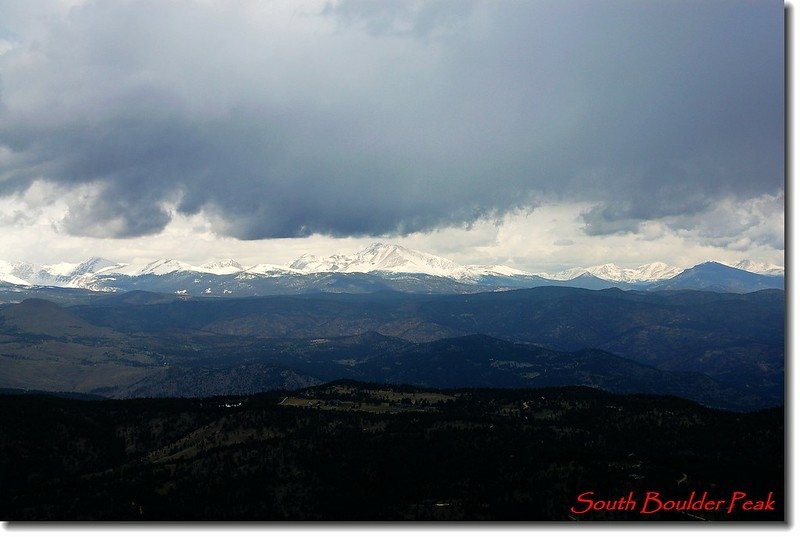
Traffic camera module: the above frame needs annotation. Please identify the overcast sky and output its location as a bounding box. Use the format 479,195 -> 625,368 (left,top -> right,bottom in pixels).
0,0 -> 784,271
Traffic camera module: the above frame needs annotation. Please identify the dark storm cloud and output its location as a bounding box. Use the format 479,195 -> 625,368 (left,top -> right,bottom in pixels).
0,0 -> 784,241
581,166 -> 715,236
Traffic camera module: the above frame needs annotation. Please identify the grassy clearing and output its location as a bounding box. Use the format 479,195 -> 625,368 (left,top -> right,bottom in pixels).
279,390 -> 454,414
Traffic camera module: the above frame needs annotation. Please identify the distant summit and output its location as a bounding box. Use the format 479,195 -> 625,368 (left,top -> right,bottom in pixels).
69,257 -> 122,276
731,259 -> 784,276
548,262 -> 682,283
199,259 -> 245,275
292,243 -> 463,278
287,243 -> 526,280
649,261 -> 784,293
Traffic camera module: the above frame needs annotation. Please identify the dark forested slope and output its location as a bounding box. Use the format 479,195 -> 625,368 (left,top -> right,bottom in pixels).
0,383 -> 784,521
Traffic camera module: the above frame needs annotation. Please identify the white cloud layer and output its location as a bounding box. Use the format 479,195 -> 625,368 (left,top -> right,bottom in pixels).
0,186 -> 783,271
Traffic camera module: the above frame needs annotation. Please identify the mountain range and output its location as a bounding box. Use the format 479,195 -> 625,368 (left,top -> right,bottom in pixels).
0,286 -> 784,410
0,243 -> 784,296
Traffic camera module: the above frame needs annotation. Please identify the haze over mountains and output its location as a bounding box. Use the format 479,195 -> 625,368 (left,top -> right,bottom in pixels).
0,243 -> 785,296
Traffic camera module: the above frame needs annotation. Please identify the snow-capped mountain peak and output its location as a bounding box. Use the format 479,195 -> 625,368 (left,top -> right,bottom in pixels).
731,259 -> 784,276
285,243 -> 538,281
631,261 -> 683,281
199,259 -> 244,275
462,264 -> 530,277
244,263 -> 300,276
289,253 -> 341,272
288,243 -> 468,278
70,257 -> 124,276
6,261 -> 41,283
41,262 -> 79,277
143,259 -> 193,275
0,256 -> 126,287
108,259 -> 197,277
347,243 -> 464,275
0,260 -> 30,286
548,262 -> 682,283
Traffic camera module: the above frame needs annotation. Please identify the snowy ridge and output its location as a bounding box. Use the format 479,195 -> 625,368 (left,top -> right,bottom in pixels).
462,264 -> 530,277
0,245 -> 785,293
244,264 -> 301,276
730,260 -> 784,276
199,259 -> 245,275
291,243 -> 465,278
4,261 -> 58,286
288,243 -> 529,280
0,260 -> 30,286
0,257 -> 124,287
41,262 -> 79,277
105,259 -> 199,277
547,262 -> 682,283
99,258 -> 247,277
